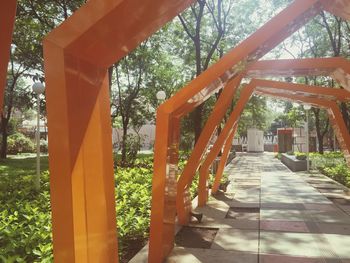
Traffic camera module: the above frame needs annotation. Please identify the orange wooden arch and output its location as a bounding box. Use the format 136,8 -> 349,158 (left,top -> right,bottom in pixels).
0,0 -> 17,112
198,79 -> 350,206
43,0 -> 194,261
1,0 -> 350,262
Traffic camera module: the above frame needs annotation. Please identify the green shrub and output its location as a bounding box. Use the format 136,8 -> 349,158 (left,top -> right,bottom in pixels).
7,133 -> 35,155
0,154 -> 198,262
295,152 -> 307,160
323,163 -> 350,187
310,151 -> 345,170
0,171 -> 53,262
40,140 -> 48,153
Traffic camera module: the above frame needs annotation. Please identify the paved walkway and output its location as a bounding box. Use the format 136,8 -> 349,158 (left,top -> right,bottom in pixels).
166,153 -> 350,263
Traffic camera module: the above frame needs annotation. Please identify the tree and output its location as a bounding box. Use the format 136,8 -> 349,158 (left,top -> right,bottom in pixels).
177,0 -> 234,142
1,55 -> 32,158
0,0 -> 86,158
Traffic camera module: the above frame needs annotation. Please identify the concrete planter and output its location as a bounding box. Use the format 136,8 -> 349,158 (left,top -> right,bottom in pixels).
281,153 -> 310,172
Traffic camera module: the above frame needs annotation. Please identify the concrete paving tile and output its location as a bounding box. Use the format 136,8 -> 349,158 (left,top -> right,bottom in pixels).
261,203 -> 305,210
193,205 -> 229,220
260,231 -> 334,258
229,200 -> 260,208
233,196 -> 260,203
260,209 -> 308,221
211,229 -> 259,252
303,204 -> 339,212
226,207 -> 260,220
309,211 -> 350,224
166,248 -> 258,263
315,223 -> 350,235
322,234 -> 350,258
260,220 -> 310,233
160,153 -> 350,262
261,195 -> 302,203
260,254 -> 326,263
190,218 -> 259,230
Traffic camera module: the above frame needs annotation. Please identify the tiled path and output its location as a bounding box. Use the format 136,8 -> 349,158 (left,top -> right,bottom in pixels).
166,153 -> 350,263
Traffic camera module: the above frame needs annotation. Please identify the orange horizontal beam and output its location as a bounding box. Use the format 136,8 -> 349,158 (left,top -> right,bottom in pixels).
253,79 -> 350,102
246,57 -> 350,92
45,0 -> 195,67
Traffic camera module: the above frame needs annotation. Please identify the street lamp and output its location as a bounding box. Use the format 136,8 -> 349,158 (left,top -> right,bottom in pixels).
292,102 -> 299,108
32,82 -> 45,191
303,104 -> 311,172
156,90 -> 166,102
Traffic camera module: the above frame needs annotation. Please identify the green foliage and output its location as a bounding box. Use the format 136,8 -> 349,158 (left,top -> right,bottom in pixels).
115,165 -> 152,248
295,152 -> 307,160
123,135 -> 143,166
0,157 -> 51,262
0,154 -> 199,262
309,152 -> 350,188
7,133 -> 35,155
237,95 -> 269,136
40,140 -> 48,154
310,152 -> 345,169
323,164 -> 350,187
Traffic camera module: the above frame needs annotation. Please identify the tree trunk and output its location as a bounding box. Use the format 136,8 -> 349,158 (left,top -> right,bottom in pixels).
193,104 -> 203,143
341,102 -> 350,131
313,109 -> 324,154
318,134 -> 324,154
0,117 -> 8,159
121,125 -> 128,166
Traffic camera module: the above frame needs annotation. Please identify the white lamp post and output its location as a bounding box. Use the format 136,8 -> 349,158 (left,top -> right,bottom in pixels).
303,104 -> 311,172
156,90 -> 166,102
32,82 -> 45,191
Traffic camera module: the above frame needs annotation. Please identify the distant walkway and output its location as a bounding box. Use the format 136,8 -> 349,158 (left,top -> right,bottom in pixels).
166,152 -> 350,263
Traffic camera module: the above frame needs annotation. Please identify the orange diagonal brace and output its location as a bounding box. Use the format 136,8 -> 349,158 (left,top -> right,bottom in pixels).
211,124 -> 237,195
327,105 -> 350,164
175,75 -> 243,224
0,1 -> 16,112
197,83 -> 257,206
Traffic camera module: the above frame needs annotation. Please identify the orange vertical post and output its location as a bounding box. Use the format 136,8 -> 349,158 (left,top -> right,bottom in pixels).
211,124 -> 238,195
149,111 -> 180,262
44,42 -> 118,262
43,0 -> 195,261
0,1 -> 16,111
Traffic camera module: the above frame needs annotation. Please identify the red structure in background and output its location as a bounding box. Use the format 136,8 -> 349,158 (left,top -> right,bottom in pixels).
1,1 -> 350,262
278,128 -> 294,153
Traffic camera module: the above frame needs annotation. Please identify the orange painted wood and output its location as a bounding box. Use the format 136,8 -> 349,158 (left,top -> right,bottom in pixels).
211,124 -> 237,195
44,0 -> 195,261
0,1 -> 16,112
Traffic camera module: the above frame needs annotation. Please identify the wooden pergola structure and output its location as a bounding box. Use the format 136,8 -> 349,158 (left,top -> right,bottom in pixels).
1,1 -> 350,262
